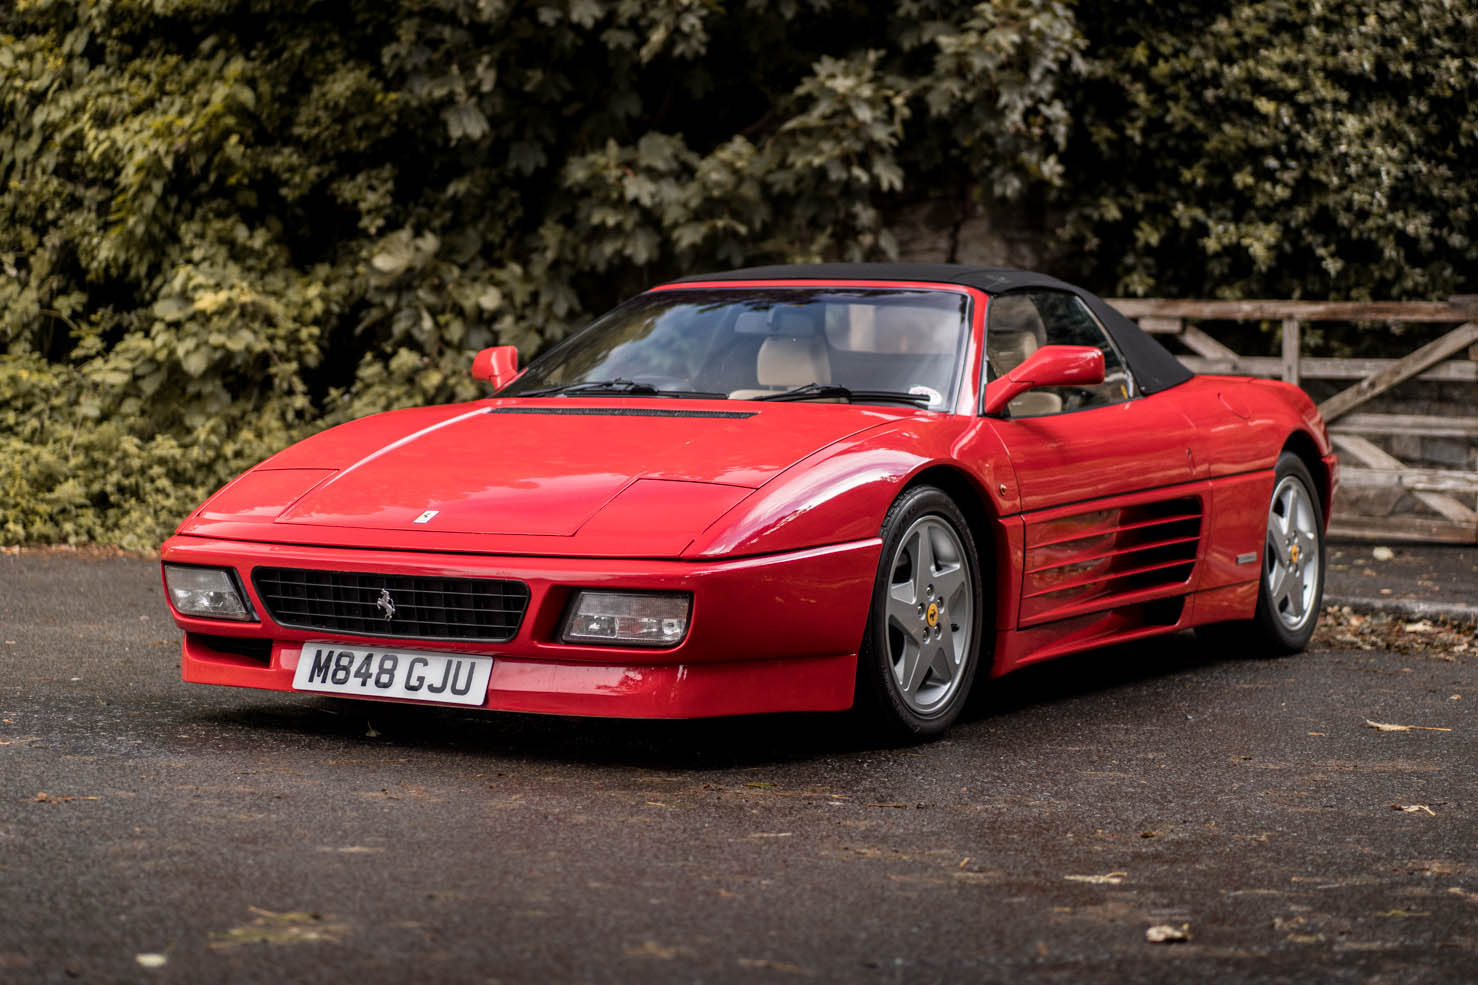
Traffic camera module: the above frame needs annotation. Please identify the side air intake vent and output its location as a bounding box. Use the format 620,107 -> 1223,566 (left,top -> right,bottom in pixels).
1019,496 -> 1204,626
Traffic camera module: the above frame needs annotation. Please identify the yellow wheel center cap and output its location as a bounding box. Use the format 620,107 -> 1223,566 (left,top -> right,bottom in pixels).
1289,544 -> 1301,565
926,603 -> 940,627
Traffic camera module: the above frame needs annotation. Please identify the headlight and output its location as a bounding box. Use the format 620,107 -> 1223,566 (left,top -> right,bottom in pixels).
560,591 -> 691,647
163,564 -> 255,621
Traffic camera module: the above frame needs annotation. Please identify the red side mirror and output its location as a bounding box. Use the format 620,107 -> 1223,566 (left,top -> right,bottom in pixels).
982,345 -> 1105,416
472,345 -> 521,391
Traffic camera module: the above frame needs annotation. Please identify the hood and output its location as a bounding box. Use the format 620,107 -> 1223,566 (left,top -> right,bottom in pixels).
179,398 -> 904,556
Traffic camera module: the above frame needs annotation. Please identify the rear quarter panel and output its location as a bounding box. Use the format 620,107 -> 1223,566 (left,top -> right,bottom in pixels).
1177,376 -> 1331,476
1175,374 -> 1337,620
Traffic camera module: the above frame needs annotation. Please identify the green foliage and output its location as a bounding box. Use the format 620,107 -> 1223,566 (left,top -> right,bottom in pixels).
3,0 -> 1472,548
1,0 -> 1084,548
1062,0 -> 1478,303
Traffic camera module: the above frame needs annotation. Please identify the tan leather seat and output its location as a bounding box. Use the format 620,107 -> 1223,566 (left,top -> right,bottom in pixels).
987,329 -> 1062,417
757,334 -> 830,386
729,326 -> 832,399
986,328 -> 1037,376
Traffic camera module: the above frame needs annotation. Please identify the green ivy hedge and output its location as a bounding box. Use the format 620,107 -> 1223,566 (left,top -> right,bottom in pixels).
1,0 -> 1472,549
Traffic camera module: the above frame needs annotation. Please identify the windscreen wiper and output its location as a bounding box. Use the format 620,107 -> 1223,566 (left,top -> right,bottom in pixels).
754,383 -> 931,407
517,379 -> 726,398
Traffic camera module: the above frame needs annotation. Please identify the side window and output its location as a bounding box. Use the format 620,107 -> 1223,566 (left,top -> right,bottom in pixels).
986,290 -> 1135,417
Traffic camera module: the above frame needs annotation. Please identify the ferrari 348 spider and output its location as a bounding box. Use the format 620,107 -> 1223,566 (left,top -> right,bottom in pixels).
161,264 -> 1337,737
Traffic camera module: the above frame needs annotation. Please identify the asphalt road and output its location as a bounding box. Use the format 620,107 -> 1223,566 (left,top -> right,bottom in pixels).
1,551 -> 1475,984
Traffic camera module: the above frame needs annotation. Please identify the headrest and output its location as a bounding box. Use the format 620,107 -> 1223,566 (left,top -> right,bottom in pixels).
757,336 -> 831,386
987,330 -> 1039,375
768,305 -> 821,337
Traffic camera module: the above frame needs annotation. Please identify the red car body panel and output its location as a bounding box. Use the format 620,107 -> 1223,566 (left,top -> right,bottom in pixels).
166,536 -> 875,716
162,273 -> 1337,721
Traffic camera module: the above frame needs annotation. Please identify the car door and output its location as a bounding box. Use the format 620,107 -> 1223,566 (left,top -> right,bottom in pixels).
984,290 -> 1203,628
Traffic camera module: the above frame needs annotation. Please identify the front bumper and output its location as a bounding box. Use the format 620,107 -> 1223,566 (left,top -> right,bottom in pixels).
162,535 -> 880,718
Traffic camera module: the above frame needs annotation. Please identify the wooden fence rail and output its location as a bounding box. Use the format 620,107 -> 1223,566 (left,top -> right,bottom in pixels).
1108,298 -> 1478,544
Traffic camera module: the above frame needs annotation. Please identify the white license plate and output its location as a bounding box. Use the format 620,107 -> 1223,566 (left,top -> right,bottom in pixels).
292,643 -> 492,706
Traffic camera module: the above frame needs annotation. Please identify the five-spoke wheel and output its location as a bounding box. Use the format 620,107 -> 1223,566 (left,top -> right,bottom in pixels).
856,486 -> 983,738
1264,468 -> 1322,634
1247,452 -> 1326,653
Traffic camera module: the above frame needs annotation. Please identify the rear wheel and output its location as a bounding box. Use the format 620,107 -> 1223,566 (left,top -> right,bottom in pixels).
1255,453 -> 1325,652
1199,452 -> 1325,656
855,486 -> 984,739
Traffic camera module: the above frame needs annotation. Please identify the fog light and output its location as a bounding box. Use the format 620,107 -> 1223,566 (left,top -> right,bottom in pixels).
163,564 -> 254,621
561,591 -> 691,647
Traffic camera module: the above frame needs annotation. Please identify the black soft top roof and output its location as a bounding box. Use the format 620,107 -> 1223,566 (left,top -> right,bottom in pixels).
670,263 -> 1193,395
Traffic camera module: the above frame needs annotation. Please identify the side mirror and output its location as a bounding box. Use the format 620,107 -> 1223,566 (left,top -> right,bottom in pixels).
982,345 -> 1105,416
472,345 -> 521,391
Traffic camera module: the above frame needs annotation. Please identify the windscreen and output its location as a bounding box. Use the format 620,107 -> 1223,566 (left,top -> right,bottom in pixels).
500,287 -> 971,410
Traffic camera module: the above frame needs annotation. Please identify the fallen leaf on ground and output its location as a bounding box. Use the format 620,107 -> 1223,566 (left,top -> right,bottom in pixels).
1392,804 -> 1437,816
737,958 -> 815,976
208,907 -> 347,950
134,954 -> 168,969
626,940 -> 693,960
1365,720 -> 1452,732
1319,607 -> 1475,656
1145,924 -> 1190,943
31,792 -> 100,803
1065,872 -> 1127,885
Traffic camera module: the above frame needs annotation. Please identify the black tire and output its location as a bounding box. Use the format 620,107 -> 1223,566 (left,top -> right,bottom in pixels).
1198,452 -> 1325,656
854,486 -> 985,739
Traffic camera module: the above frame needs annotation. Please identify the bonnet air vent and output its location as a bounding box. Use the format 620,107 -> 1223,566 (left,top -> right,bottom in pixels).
489,407 -> 756,419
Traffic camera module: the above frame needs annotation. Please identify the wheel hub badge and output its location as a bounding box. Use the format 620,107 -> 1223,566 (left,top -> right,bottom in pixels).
926,602 -> 940,628
1289,543 -> 1301,566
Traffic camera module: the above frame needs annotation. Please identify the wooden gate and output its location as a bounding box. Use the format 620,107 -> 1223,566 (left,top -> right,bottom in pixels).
1108,299 -> 1478,544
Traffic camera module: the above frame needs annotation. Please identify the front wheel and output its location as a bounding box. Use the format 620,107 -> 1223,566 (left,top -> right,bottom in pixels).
854,486 -> 984,739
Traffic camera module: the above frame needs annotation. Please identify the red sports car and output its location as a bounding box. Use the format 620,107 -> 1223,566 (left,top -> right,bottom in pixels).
161,264 -> 1336,737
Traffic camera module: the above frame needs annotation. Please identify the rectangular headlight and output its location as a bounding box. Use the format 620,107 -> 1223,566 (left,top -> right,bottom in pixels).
163,564 -> 255,621
560,591 -> 691,647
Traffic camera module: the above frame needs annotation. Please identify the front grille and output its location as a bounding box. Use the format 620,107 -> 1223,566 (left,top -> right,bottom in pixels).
253,567 -> 529,643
